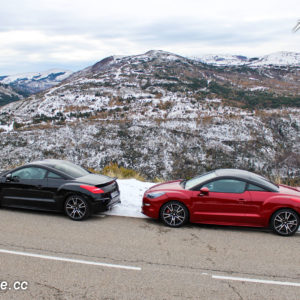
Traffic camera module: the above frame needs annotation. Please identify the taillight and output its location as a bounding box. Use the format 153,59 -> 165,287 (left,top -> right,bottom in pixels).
80,185 -> 104,194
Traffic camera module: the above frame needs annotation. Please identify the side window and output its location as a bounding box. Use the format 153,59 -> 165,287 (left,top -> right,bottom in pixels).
202,179 -> 246,193
12,167 -> 47,180
247,184 -> 267,192
47,171 -> 63,179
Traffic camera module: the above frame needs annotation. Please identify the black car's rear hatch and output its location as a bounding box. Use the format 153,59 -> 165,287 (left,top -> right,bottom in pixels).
76,174 -> 119,198
75,174 -> 116,186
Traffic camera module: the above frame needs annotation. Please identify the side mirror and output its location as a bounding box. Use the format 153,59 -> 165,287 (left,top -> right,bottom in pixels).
6,174 -> 19,182
199,187 -> 209,196
5,174 -> 12,182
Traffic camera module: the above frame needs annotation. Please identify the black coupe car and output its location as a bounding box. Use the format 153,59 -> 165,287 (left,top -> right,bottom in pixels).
0,159 -> 120,220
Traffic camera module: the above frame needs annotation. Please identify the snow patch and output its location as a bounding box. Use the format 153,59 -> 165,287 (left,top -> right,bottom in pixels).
104,179 -> 154,218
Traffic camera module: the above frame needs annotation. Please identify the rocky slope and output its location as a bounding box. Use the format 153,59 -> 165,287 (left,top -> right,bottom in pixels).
0,50 -> 299,180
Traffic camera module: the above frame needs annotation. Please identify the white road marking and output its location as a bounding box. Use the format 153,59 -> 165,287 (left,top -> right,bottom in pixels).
0,249 -> 141,271
212,274 -> 300,287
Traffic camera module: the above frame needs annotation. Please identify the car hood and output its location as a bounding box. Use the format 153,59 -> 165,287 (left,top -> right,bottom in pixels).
75,174 -> 115,186
147,180 -> 184,192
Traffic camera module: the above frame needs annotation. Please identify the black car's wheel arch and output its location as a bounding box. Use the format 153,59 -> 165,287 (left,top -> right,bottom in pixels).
159,200 -> 190,227
269,207 -> 300,236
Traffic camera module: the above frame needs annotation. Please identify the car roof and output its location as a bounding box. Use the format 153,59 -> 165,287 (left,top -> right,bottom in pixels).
27,159 -> 66,167
215,169 -> 263,180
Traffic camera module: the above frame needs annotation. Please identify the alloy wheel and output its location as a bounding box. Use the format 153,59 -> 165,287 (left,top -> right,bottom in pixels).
65,195 -> 89,220
272,209 -> 299,236
161,202 -> 188,227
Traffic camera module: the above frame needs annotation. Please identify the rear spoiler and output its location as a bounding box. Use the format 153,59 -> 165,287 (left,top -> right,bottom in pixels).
279,184 -> 300,192
96,177 -> 118,187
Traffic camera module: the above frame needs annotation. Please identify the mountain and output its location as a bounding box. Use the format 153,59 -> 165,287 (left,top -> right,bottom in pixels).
0,69 -> 73,99
0,83 -> 24,107
197,51 -> 300,67
195,54 -> 252,66
0,50 -> 299,180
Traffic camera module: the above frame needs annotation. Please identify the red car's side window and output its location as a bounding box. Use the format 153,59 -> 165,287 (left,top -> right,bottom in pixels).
202,179 -> 246,193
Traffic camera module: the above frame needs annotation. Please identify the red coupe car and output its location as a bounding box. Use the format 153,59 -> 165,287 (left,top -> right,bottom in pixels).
142,169 -> 300,236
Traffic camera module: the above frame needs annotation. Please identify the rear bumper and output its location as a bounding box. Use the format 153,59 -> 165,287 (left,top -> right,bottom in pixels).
92,195 -> 121,212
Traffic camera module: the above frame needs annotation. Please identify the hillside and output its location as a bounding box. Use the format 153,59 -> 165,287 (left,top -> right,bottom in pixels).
0,50 -> 299,180
0,69 -> 73,102
0,83 -> 24,106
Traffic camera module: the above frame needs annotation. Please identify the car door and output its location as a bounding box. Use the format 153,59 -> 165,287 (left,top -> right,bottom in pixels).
191,178 -> 252,225
242,183 -> 271,225
45,170 -> 67,209
1,166 -> 56,210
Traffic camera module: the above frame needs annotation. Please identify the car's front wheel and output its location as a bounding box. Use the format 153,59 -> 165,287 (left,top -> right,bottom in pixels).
64,195 -> 91,221
271,209 -> 300,236
160,201 -> 189,227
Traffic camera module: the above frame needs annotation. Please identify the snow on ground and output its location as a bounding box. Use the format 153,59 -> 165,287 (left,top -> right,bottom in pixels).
104,179 -> 155,218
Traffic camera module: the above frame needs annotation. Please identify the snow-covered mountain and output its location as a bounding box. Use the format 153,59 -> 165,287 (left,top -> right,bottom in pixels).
195,54 -> 252,66
250,52 -> 300,67
197,51 -> 300,67
0,50 -> 299,180
0,69 -> 73,97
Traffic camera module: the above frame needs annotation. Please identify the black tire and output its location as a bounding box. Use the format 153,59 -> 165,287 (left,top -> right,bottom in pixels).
160,201 -> 189,228
271,208 -> 299,236
64,194 -> 91,221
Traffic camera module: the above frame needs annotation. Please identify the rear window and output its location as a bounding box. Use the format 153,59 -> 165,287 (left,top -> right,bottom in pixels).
249,174 -> 279,192
50,161 -> 89,178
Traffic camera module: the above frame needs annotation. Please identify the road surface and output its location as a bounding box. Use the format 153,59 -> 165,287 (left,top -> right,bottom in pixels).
0,208 -> 299,299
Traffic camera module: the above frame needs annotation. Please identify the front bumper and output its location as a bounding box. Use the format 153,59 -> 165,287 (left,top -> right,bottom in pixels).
141,198 -> 160,219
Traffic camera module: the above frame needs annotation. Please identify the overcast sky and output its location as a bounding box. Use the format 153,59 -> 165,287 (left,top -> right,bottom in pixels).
1,0 -> 299,74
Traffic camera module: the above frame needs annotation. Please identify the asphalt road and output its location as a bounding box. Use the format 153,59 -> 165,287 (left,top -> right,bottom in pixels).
0,208 -> 299,300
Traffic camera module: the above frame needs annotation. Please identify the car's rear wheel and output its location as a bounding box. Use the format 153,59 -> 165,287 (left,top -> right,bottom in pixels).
160,201 -> 188,227
271,209 -> 299,236
64,195 -> 91,221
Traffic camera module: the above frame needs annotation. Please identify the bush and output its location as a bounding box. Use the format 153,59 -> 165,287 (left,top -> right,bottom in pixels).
101,162 -> 145,181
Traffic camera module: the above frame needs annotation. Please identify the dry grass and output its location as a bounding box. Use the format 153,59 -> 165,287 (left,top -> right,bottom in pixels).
199,115 -> 213,126
64,105 -> 90,113
157,100 -> 173,110
100,162 -> 146,181
271,175 -> 300,187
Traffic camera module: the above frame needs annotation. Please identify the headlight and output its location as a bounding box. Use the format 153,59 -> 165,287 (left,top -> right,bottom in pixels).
146,192 -> 165,199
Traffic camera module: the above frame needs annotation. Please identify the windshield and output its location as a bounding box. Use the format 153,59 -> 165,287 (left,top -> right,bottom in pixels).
51,161 -> 89,178
185,171 -> 216,190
